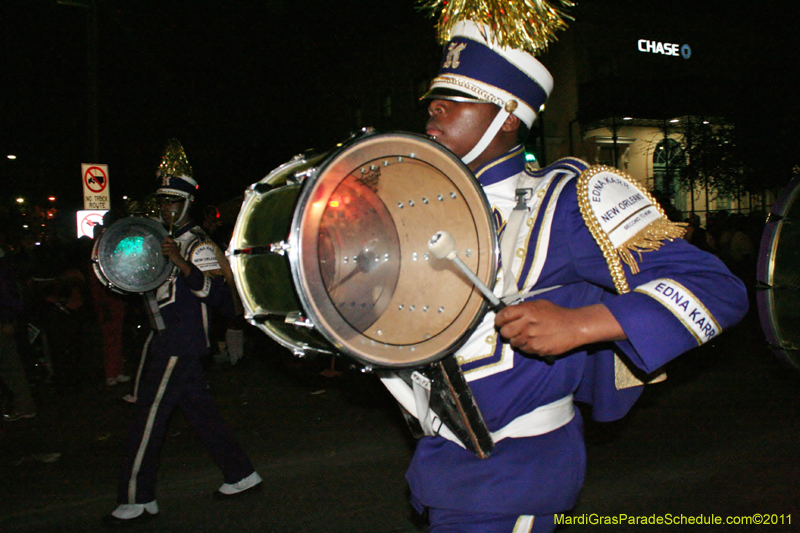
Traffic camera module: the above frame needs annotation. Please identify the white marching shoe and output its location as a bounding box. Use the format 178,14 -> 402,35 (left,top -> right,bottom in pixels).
102,501 -> 159,526
214,471 -> 263,499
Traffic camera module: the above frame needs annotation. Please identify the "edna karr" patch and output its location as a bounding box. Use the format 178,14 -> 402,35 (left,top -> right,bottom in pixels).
577,166 -> 686,294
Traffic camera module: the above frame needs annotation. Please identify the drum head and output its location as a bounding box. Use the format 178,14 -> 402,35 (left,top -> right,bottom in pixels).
93,217 -> 174,293
290,131 -> 496,368
757,176 -> 800,369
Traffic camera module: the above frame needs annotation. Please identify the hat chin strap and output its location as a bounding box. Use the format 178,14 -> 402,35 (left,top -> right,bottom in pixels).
461,108 -> 510,165
461,100 -> 519,166
160,196 -> 193,228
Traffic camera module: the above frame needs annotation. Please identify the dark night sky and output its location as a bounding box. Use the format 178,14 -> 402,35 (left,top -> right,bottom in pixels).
2,0 -> 799,215
1,0 -> 437,212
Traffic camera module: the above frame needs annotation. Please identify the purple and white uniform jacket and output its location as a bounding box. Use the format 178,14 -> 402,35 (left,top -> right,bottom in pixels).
151,223 -> 233,358
405,148 -> 748,516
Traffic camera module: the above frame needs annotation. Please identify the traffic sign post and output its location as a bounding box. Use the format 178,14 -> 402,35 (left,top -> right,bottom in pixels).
82,163 -> 110,210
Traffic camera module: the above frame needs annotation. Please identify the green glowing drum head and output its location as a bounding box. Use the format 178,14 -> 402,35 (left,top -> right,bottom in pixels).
92,216 -> 175,293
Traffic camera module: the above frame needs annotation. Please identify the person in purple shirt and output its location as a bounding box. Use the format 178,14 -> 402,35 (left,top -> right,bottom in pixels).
103,140 -> 262,526
389,21 -> 748,533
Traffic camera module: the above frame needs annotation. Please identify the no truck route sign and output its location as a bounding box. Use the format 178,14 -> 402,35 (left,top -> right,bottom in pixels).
82,163 -> 110,210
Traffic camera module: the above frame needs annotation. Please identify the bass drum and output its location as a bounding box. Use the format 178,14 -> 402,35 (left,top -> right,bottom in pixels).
228,131 -> 497,369
757,176 -> 800,370
92,216 -> 175,294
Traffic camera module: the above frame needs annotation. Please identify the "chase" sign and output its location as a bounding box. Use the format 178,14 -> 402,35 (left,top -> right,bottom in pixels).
637,39 -> 692,59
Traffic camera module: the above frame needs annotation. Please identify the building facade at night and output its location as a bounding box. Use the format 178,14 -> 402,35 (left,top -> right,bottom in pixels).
535,1 -> 777,223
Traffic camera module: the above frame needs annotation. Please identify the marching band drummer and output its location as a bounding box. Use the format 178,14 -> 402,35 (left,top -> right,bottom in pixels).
396,17 -> 749,533
103,139 -> 262,526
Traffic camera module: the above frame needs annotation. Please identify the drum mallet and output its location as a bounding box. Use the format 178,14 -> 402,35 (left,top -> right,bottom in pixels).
168,207 -> 178,236
428,231 -> 506,311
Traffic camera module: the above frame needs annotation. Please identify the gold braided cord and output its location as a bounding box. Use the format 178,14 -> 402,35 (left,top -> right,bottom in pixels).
617,218 -> 687,275
576,166 -> 687,294
417,0 -> 574,55
158,138 -> 193,178
429,76 -> 506,106
576,170 -> 630,294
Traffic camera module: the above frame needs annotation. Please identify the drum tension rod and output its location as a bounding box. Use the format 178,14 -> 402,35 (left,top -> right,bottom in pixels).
231,242 -> 290,256
231,246 -> 270,255
285,312 -> 314,328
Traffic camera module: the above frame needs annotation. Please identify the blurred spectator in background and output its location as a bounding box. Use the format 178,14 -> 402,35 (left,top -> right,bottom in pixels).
726,213 -> 755,284
0,228 -> 36,421
88,211 -> 131,387
24,237 -> 91,395
685,214 -> 712,252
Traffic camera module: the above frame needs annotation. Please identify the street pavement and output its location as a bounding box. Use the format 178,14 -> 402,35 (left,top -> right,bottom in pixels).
1,311 -> 798,532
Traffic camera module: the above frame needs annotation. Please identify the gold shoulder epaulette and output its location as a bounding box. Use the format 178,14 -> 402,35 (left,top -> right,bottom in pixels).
576,165 -> 686,294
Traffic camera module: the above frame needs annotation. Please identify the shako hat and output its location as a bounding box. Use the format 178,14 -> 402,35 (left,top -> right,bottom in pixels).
422,20 -> 554,129
419,0 -> 573,164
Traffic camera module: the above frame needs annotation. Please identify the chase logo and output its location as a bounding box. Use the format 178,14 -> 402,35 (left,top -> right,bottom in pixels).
638,39 -> 692,59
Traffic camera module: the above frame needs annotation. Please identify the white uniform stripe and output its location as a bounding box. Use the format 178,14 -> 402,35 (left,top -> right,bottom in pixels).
127,355 -> 179,503
129,331 -> 154,401
201,303 -> 210,348
513,515 -> 535,532
519,173 -> 573,291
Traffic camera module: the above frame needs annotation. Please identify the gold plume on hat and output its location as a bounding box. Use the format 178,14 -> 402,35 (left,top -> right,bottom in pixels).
158,138 -> 193,178
417,0 -> 574,55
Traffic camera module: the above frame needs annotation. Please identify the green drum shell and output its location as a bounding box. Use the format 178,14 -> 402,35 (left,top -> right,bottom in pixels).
235,184 -> 301,314
230,153 -> 335,355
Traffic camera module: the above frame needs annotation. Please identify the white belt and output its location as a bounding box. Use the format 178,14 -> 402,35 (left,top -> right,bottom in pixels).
380,372 -> 574,450
490,394 -> 575,443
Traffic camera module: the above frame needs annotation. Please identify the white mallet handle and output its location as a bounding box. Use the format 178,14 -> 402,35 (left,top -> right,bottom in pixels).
428,231 -> 505,311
